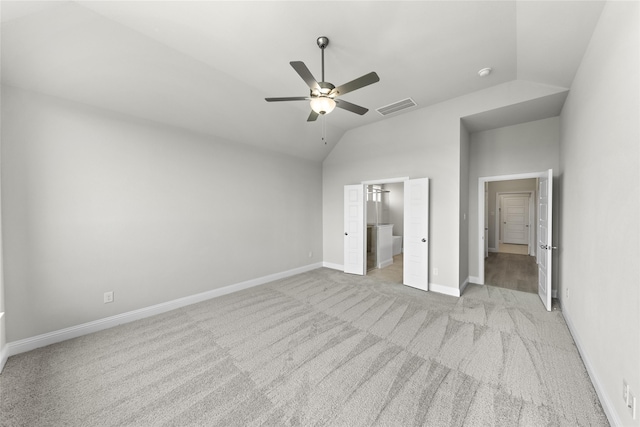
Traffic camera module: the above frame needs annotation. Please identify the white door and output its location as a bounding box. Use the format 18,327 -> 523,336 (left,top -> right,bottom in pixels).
403,178 -> 429,291
484,185 -> 489,258
502,195 -> 529,245
537,170 -> 553,311
344,185 -> 365,275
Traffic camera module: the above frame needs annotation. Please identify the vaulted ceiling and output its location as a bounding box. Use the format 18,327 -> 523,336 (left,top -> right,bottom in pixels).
1,1 -> 605,161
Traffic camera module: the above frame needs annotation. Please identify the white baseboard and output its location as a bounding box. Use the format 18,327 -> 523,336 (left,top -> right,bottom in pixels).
469,276 -> 482,285
562,309 -> 620,427
429,282 -> 460,297
5,262 -> 323,358
489,247 -> 498,253
459,277 -> 470,295
377,259 -> 393,269
0,346 -> 7,373
322,261 -> 344,271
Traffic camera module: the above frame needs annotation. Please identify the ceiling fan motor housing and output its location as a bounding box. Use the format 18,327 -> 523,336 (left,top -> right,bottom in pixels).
312,81 -> 335,97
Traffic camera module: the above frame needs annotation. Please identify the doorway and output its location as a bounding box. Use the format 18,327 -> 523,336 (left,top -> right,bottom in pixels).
364,180 -> 405,283
478,170 -> 554,311
486,187 -> 537,293
343,177 -> 430,291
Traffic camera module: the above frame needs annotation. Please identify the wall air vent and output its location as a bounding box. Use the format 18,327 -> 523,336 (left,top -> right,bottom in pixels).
376,98 -> 417,116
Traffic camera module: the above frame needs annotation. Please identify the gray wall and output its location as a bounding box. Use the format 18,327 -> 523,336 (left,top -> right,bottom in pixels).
323,105 -> 460,290
468,117 -> 560,281
1,86 -> 323,342
323,80 -> 568,292
487,179 -> 536,250
459,125 -> 470,285
559,1 -> 639,425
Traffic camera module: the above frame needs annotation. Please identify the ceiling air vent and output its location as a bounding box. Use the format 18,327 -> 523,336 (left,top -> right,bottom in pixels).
376,98 -> 417,116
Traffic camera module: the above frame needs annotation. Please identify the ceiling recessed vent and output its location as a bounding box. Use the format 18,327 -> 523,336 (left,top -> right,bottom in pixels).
376,98 -> 417,116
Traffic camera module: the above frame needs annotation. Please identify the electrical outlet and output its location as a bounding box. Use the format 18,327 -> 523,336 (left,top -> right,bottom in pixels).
566,288 -> 570,299
308,251 -> 313,258
104,291 -> 114,304
433,267 -> 439,276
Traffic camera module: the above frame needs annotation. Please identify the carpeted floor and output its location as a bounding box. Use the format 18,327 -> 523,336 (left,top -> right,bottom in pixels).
0,268 -> 608,426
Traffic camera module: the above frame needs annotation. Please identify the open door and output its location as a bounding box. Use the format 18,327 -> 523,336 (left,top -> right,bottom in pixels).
537,169 -> 553,311
484,184 -> 489,258
403,178 -> 429,291
344,185 -> 365,275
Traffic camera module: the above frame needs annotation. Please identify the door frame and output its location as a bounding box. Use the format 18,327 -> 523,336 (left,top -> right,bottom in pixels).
361,176 -> 409,277
496,191 -> 534,254
484,185 -> 489,258
362,177 -> 409,186
477,171 -> 550,285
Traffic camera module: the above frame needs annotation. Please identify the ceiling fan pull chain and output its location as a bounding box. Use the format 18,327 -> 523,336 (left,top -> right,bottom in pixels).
322,115 -> 327,145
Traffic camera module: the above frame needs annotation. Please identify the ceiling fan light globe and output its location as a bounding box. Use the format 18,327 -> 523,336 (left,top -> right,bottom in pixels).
310,97 -> 336,115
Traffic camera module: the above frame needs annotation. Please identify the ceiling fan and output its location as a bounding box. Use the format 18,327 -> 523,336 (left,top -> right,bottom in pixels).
265,36 -> 380,122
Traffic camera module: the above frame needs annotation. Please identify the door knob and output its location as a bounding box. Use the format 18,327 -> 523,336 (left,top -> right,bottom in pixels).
344,232 -> 348,236
422,238 -> 427,242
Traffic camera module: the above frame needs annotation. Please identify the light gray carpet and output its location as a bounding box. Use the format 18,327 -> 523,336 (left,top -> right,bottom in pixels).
0,268 -> 608,426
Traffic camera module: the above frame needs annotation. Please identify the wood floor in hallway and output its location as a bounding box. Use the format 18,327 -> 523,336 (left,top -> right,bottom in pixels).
367,253 -> 403,283
484,252 -> 538,294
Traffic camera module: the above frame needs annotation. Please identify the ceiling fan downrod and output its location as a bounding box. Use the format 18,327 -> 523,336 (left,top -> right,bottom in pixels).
317,36 -> 329,83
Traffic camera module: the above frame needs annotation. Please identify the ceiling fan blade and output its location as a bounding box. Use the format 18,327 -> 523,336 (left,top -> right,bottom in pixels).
335,99 -> 369,115
307,110 -> 319,122
290,61 -> 321,91
265,96 -> 309,102
331,72 -> 380,97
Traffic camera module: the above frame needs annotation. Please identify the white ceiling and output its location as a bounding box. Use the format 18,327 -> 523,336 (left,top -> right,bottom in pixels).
1,1 -> 605,162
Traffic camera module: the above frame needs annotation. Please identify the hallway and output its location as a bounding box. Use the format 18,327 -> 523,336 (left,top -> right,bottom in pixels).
484,252 -> 538,294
